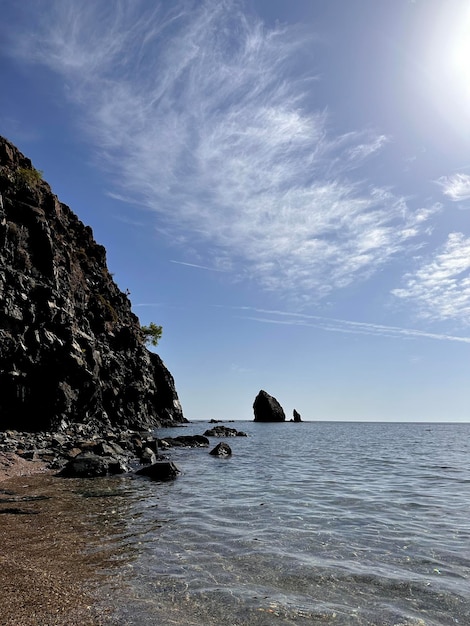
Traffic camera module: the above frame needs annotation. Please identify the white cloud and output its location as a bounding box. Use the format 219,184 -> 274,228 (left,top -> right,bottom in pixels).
8,0 -> 437,302
346,134 -> 389,162
437,173 -> 470,201
170,260 -> 228,273
392,232 -> 470,323
230,306 -> 470,344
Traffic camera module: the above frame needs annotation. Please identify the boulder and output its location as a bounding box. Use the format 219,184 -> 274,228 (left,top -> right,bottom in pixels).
59,452 -> 128,478
292,409 -> 302,422
140,446 -> 157,465
135,461 -> 180,481
209,442 -> 232,457
204,426 -> 245,437
158,435 -> 209,448
253,390 -> 286,422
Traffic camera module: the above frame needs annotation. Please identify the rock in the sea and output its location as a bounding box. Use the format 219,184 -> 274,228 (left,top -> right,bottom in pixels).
292,409 -> 302,422
158,435 -> 209,448
209,442 -> 232,457
135,461 -> 180,481
253,390 -> 286,422
0,136 -> 185,433
59,452 -> 128,478
204,426 -> 246,437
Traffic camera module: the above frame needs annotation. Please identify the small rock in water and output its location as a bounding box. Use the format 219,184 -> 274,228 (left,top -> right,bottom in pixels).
209,442 -> 232,457
204,426 -> 239,437
135,461 -> 180,481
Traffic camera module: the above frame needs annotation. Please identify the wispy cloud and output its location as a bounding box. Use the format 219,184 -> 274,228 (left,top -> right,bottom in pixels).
6,0 -> 436,302
392,232 -> 470,323
170,260 -> 228,272
229,306 -> 470,344
133,303 -> 165,308
437,173 -> 470,202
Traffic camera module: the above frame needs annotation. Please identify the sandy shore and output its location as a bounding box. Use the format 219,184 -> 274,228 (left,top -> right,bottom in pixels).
0,452 -> 51,483
0,454 -> 119,625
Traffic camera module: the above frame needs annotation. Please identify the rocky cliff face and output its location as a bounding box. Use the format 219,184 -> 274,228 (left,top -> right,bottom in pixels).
0,136 -> 185,432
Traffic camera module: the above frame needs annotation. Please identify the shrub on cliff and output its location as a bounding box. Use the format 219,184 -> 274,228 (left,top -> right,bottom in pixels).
141,322 -> 163,346
15,166 -> 43,188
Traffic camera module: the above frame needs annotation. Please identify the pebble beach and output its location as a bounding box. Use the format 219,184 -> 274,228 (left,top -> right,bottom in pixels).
0,455 -> 115,626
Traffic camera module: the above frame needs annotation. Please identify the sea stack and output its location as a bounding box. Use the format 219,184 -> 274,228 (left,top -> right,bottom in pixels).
0,136 -> 185,432
253,390 -> 286,422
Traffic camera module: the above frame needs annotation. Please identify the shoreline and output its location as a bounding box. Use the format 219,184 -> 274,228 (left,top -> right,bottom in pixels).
0,451 -> 51,483
0,459 -> 119,626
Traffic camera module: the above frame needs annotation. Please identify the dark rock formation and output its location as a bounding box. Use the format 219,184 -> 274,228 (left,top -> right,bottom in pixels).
59,452 -> 128,478
203,425 -> 247,437
135,461 -> 180,481
0,136 -> 185,432
158,435 -> 210,448
209,442 -> 232,457
292,409 -> 302,422
253,390 -> 286,422
0,423 -> 164,474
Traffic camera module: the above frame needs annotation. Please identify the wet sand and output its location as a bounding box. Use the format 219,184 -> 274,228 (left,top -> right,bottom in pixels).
0,455 -> 119,625
0,452 -> 50,483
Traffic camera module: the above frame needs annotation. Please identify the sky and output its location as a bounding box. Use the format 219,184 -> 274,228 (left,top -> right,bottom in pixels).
1,0 -> 470,422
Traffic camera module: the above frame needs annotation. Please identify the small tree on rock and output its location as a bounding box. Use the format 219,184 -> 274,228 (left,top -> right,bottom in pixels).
141,322 -> 163,347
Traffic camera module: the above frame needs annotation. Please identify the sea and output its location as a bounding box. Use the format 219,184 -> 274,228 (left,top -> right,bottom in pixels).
13,421 -> 470,625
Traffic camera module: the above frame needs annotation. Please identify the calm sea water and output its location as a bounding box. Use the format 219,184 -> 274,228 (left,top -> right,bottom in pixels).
89,421 -> 470,626
12,421 -> 470,625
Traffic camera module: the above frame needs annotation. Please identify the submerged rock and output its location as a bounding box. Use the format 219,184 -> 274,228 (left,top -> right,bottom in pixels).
253,390 -> 286,422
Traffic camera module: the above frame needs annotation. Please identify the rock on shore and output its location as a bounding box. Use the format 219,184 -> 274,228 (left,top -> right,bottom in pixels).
0,136 -> 185,433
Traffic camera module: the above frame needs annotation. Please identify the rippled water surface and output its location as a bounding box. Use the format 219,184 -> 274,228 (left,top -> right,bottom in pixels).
15,421 -> 470,625
95,421 -> 470,625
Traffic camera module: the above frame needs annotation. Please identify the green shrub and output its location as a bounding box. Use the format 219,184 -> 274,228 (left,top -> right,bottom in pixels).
141,322 -> 163,346
15,167 -> 43,188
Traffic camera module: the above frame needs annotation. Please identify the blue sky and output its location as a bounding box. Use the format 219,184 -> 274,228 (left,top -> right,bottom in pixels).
1,0 -> 470,421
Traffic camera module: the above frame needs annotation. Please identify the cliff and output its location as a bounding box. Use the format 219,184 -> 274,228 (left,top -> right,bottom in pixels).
0,136 -> 185,432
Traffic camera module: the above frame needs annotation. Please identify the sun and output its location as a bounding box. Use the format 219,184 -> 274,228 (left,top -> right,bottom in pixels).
415,1 -> 470,134
448,7 -> 470,98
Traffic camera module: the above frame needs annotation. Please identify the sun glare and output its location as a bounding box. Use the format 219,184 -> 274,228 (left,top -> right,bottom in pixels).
416,2 -> 470,136
448,8 -> 470,99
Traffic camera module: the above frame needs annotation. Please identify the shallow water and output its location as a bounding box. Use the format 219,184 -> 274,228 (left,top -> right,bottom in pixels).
7,422 -> 470,625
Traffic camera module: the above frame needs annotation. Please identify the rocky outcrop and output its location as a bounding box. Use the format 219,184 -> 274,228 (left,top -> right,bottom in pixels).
292,409 -> 302,422
253,390 -> 286,422
0,424 -> 186,478
0,136 -> 185,432
158,435 -> 210,448
203,425 -> 247,437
